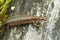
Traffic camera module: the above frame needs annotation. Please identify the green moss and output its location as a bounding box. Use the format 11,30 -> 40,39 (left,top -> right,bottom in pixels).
0,0 -> 11,26
0,0 -> 11,10
0,0 -> 4,4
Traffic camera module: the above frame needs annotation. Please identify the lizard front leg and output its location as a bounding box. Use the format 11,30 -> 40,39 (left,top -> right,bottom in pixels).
32,20 -> 40,27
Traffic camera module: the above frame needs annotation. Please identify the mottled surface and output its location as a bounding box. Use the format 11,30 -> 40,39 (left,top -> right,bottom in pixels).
1,0 -> 60,40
